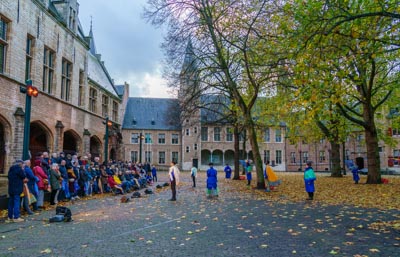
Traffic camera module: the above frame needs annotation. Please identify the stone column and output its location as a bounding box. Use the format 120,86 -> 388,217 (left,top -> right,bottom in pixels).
55,120 -> 64,153
83,129 -> 91,156
13,107 -> 25,161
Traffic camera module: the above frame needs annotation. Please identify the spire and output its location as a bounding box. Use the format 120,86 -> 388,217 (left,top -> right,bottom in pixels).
182,39 -> 196,73
88,16 -> 97,55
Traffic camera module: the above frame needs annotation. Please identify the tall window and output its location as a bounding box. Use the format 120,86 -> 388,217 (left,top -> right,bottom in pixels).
201,127 -> 208,141
319,151 -> 325,162
194,127 -> 197,134
145,151 -> 151,163
276,150 -> 282,164
102,95 -> 109,117
214,127 -> 221,141
303,151 -> 309,163
264,128 -> 270,142
263,150 -> 270,164
290,152 -> 296,163
172,134 -> 179,144
130,151 -> 138,163
131,133 -> 139,144
158,133 -> 165,144
112,101 -> 118,122
25,36 -> 34,81
226,127 -> 233,142
159,152 -> 165,164
275,129 -> 282,142
186,146 -> 190,153
89,88 -> 97,113
61,58 -> 72,101
0,16 -> 9,74
78,71 -> 84,106
68,7 -> 76,30
194,143 -> 198,151
145,133 -> 152,144
185,128 -> 190,136
43,47 -> 55,94
172,152 -> 179,163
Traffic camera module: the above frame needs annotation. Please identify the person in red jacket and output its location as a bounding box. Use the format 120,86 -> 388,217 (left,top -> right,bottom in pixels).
107,175 -> 124,194
33,163 -> 48,209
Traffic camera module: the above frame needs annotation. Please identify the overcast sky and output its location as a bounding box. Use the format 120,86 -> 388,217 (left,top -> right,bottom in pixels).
78,0 -> 170,98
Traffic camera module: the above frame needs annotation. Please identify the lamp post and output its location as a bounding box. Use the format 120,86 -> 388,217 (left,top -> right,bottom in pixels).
20,80 -> 38,160
139,132 -> 144,163
104,116 -> 112,164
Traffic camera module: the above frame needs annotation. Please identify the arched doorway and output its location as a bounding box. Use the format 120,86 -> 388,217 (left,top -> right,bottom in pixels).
224,150 -> 235,166
201,149 -> 211,165
211,149 -> 223,166
90,136 -> 101,161
0,122 -> 5,174
110,148 -> 116,161
63,130 -> 81,155
30,122 -> 51,160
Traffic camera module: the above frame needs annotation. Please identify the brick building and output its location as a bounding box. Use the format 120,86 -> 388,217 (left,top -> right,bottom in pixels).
0,0 -> 122,182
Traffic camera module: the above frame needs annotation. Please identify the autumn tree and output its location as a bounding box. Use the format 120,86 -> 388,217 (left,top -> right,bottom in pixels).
289,0 -> 400,183
144,0 -> 290,188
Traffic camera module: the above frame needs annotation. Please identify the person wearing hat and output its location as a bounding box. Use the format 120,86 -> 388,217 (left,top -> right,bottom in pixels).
304,160 -> 316,200
206,162 -> 218,198
7,160 -> 27,222
168,161 -> 180,201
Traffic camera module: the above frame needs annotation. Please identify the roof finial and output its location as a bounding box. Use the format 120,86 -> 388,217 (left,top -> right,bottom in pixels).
90,15 -> 93,32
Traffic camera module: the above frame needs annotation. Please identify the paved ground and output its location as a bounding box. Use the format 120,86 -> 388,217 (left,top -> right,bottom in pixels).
0,172 -> 399,257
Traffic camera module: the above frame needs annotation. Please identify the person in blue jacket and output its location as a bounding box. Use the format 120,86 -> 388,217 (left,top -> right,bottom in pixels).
206,163 -> 218,197
351,165 -> 360,184
304,160 -> 316,200
224,164 -> 232,179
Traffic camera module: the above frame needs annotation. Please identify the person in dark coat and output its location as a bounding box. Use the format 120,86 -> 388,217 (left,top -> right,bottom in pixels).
7,160 -> 27,222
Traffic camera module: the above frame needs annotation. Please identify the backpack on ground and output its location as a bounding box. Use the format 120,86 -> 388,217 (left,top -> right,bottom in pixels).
131,191 -> 141,198
55,206 -> 72,222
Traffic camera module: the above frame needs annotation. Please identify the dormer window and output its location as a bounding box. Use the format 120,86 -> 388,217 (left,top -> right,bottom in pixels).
132,118 -> 137,125
151,119 -> 155,125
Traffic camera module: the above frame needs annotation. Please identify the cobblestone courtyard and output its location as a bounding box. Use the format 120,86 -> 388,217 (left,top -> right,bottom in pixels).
0,172 -> 399,257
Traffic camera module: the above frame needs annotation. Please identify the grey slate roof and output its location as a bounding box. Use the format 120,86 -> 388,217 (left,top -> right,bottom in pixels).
122,98 -> 181,130
87,53 -> 118,97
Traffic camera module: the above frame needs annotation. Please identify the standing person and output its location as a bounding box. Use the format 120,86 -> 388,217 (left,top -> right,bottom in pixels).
351,166 -> 360,184
24,160 -> 39,212
49,163 -> 61,205
168,161 -> 180,201
7,160 -> 27,222
151,165 -> 158,182
33,162 -> 48,210
246,161 -> 252,187
206,163 -> 218,197
224,164 -> 232,179
59,160 -> 70,201
304,160 -> 316,200
190,165 -> 197,187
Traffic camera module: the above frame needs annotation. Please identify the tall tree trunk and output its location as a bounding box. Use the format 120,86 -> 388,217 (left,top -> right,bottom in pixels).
233,125 -> 240,180
364,102 -> 381,184
246,118 -> 265,189
365,125 -> 381,184
330,141 -> 342,177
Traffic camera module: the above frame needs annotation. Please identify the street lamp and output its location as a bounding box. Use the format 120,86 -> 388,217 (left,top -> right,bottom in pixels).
103,116 -> 112,164
139,132 -> 144,163
20,80 -> 38,160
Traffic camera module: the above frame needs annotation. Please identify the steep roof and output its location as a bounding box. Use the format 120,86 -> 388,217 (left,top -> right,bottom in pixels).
123,98 -> 181,130
87,53 -> 119,98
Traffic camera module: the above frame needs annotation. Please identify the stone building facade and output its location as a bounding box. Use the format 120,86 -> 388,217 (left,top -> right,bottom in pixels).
0,0 -> 122,179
